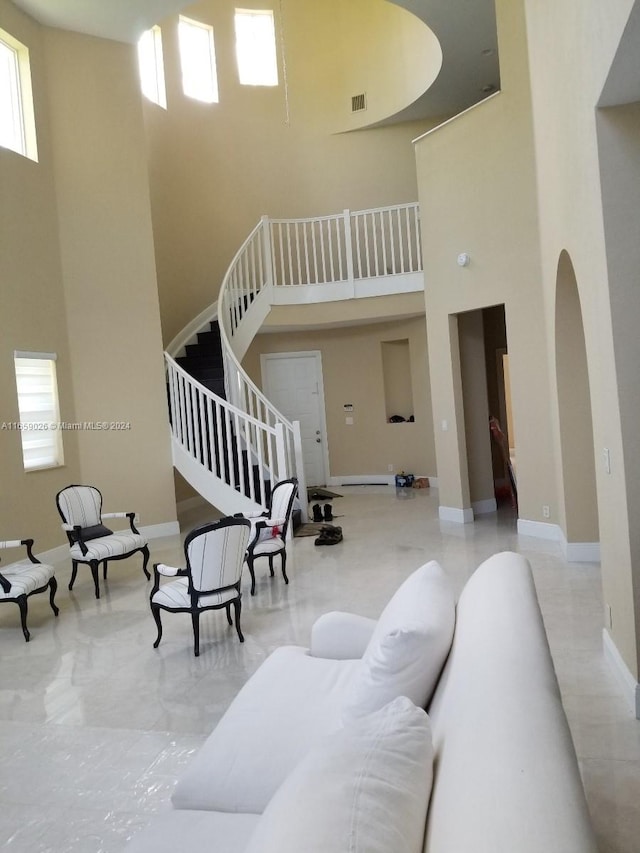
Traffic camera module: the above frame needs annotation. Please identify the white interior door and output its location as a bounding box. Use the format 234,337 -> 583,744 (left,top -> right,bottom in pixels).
261,351 -> 328,487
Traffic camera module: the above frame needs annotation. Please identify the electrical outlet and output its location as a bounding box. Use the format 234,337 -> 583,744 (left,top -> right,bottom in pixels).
542,505 -> 550,519
387,464 -> 394,472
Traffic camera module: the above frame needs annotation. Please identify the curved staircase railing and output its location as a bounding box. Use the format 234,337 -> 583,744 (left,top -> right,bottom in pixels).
165,202 -> 422,516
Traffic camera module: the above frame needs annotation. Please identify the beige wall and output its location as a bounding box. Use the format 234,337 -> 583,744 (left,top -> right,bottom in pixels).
524,0 -> 639,677
0,0 -> 81,552
243,316 -> 435,480
143,0 -> 440,344
43,30 -> 177,530
414,0 -> 554,521
1,1 -> 177,558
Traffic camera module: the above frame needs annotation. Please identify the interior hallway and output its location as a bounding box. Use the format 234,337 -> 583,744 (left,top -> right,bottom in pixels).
0,485 -> 638,852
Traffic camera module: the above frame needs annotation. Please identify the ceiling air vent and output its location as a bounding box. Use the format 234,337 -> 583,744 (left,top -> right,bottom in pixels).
351,93 -> 367,113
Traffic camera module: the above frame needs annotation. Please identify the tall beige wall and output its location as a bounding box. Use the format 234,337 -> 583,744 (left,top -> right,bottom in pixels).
43,30 -> 177,530
0,0 -> 81,551
243,315 -> 435,480
524,0 -> 639,679
414,0 -> 554,522
1,0 -> 176,562
143,0 -> 440,343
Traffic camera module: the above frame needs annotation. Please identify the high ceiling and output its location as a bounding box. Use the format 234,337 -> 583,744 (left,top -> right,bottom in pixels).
9,0 -> 500,120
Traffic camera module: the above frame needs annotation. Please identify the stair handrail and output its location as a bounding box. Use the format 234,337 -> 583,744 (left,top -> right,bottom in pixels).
216,220 -> 307,509
165,353 -> 291,508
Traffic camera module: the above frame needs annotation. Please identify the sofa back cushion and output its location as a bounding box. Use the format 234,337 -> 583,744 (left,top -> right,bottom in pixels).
424,551 -> 599,853
342,560 -> 455,720
244,696 -> 433,853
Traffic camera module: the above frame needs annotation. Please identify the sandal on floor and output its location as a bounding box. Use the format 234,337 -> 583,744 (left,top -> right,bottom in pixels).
314,526 -> 343,546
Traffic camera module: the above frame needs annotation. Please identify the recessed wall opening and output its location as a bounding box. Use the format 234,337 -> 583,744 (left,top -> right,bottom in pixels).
381,338 -> 413,422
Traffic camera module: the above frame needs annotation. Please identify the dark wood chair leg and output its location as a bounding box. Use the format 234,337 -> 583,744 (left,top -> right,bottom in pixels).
191,610 -> 200,657
225,603 -> 233,625
151,604 -> 163,648
246,556 -> 256,596
103,560 -> 108,580
69,560 -> 78,590
141,545 -> 151,580
233,599 -> 244,643
90,560 -> 100,599
269,556 -> 275,577
17,594 -> 30,642
281,551 -> 289,585
49,577 -> 60,616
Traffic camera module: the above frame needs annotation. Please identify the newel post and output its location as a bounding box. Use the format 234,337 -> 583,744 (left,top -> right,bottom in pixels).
261,215 -> 274,293
291,420 -> 308,523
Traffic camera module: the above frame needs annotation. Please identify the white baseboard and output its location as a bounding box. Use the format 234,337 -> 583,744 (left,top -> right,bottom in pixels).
328,474 -> 395,486
603,628 -> 640,719
517,518 -> 564,541
472,498 -> 497,515
564,541 -> 600,563
439,505 -> 474,523
140,521 -> 180,540
36,543 -> 70,565
518,519 -> 600,563
327,474 -> 437,488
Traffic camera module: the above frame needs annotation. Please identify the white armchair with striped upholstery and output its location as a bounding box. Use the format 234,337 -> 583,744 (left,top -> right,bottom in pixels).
55,485 -> 150,600
0,538 -> 59,641
150,516 -> 251,657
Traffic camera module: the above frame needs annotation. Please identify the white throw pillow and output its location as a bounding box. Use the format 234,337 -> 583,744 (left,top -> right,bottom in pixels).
244,696 -> 433,853
343,560 -> 455,719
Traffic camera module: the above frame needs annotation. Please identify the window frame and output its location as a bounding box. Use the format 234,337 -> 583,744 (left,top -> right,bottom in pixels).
178,16 -> 219,104
13,352 -> 64,472
0,29 -> 38,161
137,25 -> 167,109
234,9 -> 279,87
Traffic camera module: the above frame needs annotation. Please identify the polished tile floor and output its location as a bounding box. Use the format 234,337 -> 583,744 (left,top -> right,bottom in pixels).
1,486 -> 638,852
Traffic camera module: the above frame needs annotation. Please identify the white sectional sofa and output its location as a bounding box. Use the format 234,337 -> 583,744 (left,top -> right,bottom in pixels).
126,552 -> 598,853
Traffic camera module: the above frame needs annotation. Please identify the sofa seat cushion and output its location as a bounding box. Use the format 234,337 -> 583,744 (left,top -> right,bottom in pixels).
172,645 -> 360,814
245,696 -> 434,853
425,551 -> 598,853
125,810 -> 260,853
343,560 -> 455,720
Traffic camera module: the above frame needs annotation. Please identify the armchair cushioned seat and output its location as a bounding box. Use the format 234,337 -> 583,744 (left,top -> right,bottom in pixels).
69,531 -> 147,562
0,560 -> 55,599
0,538 -> 59,641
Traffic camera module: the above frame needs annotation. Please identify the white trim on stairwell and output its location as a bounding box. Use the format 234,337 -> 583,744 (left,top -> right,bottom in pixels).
602,628 -> 640,719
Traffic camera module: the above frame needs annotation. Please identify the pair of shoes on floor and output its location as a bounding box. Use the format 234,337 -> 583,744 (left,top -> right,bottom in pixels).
315,525 -> 343,546
312,503 -> 333,522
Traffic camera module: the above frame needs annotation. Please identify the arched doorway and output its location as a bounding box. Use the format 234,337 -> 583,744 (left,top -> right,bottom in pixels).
554,251 -> 599,559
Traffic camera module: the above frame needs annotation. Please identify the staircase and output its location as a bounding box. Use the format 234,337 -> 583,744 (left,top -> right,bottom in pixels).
176,320 -> 225,397
165,203 -> 423,518
173,318 -> 272,507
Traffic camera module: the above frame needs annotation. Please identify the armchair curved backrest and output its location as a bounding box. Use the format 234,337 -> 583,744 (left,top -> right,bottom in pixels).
56,485 -> 106,538
244,478 -> 298,596
267,478 -> 298,537
185,517 -> 251,595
